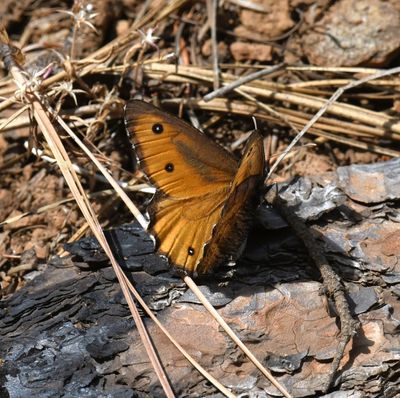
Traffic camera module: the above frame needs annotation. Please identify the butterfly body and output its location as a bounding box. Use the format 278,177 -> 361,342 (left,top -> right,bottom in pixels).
125,100 -> 265,275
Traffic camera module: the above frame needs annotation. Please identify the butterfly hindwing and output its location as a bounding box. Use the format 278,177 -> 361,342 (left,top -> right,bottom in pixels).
149,190 -> 230,273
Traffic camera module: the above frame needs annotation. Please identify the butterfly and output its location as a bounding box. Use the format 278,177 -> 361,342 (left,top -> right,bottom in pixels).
124,100 -> 265,276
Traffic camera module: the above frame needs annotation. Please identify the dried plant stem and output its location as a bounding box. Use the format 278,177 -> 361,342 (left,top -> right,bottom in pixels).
7,64 -> 173,398
0,185 -> 150,228
163,98 -> 400,158
207,0 -> 220,90
70,21 -> 79,61
0,105 -> 29,131
52,115 -> 149,229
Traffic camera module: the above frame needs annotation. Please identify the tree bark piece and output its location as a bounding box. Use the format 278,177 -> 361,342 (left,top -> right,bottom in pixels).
2,159 -> 400,397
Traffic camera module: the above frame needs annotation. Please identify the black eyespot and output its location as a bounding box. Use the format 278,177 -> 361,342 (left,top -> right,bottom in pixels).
188,247 -> 195,256
152,123 -> 163,134
165,163 -> 174,172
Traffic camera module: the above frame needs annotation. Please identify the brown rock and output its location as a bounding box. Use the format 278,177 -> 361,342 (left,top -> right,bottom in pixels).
122,281 -> 340,396
116,19 -> 129,37
0,189 -> 14,221
33,243 -> 49,260
237,0 -> 294,39
201,39 -> 228,59
230,42 -> 273,62
302,0 -> 400,66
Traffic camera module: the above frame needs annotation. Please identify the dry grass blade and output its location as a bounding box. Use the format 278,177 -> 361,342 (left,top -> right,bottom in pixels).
207,0 -> 220,90
25,143 -> 155,193
0,113 -> 31,132
0,105 -> 29,131
5,63 -> 174,398
204,63 -> 284,102
303,129 -> 400,157
50,116 -> 149,230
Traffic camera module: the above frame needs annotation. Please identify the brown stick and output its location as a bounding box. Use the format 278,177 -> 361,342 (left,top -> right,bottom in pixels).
266,188 -> 359,392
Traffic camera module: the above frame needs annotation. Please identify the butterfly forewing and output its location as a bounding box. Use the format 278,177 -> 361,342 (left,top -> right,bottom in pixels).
125,100 -> 237,199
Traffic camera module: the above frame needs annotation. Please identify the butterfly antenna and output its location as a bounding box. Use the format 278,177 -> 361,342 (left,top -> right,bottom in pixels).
251,116 -> 258,131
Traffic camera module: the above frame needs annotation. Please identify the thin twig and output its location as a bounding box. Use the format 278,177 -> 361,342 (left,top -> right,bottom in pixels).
266,189 -> 359,392
207,0 -> 220,90
204,63 -> 285,102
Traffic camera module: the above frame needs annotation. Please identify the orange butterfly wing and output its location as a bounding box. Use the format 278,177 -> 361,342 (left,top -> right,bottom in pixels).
125,100 -> 265,275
